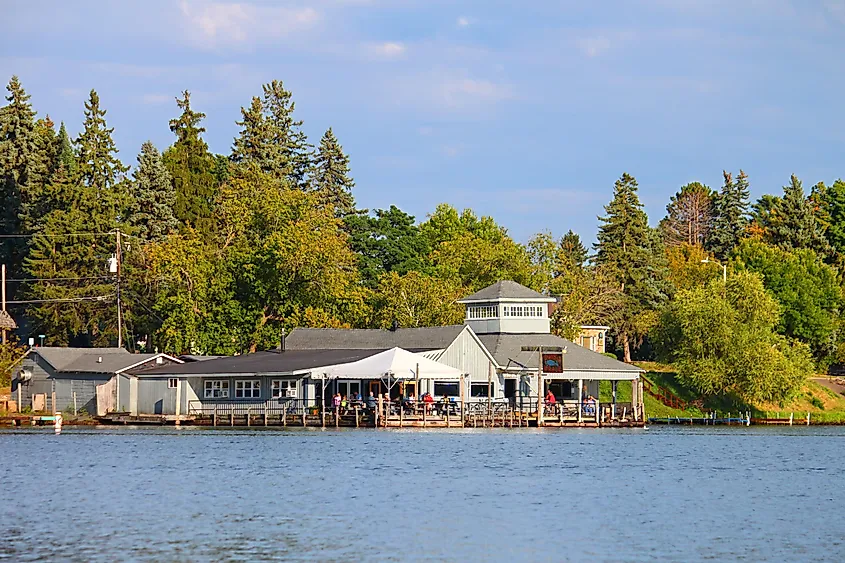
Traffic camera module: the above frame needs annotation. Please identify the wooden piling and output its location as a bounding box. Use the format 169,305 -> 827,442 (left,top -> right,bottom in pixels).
355,406 -> 360,428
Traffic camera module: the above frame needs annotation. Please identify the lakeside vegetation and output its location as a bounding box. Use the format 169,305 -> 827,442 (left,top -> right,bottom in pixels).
2,75 -> 845,410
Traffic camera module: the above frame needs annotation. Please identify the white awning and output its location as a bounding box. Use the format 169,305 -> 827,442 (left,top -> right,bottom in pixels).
312,347 -> 463,380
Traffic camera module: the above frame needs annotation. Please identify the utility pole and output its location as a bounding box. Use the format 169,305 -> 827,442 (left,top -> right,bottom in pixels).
115,230 -> 123,349
2,263 -> 6,345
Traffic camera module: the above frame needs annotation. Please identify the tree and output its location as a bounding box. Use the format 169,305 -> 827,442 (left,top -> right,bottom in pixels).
660,182 -> 714,247
0,76 -> 50,278
313,128 -> 356,217
371,271 -> 465,329
821,179 -> 845,255
53,121 -> 75,175
653,272 -> 812,403
127,141 -> 178,242
707,170 -> 750,260
751,175 -> 829,255
732,239 -> 842,367
75,89 -> 129,193
345,205 -> 429,288
548,264 -> 623,340
163,91 -> 218,238
558,230 -> 588,271
665,243 -> 722,291
594,173 -> 669,361
422,204 -> 541,293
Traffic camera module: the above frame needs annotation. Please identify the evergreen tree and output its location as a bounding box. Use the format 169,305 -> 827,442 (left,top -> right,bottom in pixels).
660,182 -> 714,247
53,121 -> 76,175
557,230 -> 588,272
823,179 -> 845,255
0,76 -> 50,275
75,89 -> 128,192
595,173 -> 669,361
262,80 -> 312,189
754,175 -> 829,254
346,205 -> 428,287
128,141 -> 178,242
707,170 -> 750,260
163,90 -> 218,237
230,96 -> 271,170
314,128 -> 356,217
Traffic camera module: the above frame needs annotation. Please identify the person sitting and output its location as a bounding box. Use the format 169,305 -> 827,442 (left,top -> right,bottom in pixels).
423,392 -> 434,413
366,392 -> 377,410
544,389 -> 557,416
332,393 -> 341,412
584,394 -> 596,416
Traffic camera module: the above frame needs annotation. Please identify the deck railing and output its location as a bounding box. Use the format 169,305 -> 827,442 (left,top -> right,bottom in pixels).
187,399 -> 315,416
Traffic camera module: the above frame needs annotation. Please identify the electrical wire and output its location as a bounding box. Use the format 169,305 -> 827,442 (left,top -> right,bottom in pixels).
7,295 -> 113,304
6,276 -> 114,282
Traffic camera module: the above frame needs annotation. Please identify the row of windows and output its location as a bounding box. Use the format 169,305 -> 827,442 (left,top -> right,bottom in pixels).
502,305 -> 544,318
203,380 -> 297,399
467,304 -> 547,319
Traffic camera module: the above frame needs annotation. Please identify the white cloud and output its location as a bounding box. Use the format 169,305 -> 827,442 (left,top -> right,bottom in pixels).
576,35 -> 613,58
140,94 -> 172,105
367,41 -> 407,59
178,0 -> 320,50
457,16 -> 471,27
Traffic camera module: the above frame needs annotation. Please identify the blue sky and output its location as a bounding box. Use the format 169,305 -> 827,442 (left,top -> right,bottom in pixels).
3,0 -> 844,243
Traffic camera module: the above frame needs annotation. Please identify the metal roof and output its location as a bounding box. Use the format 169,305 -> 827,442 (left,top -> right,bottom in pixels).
131,349 -> 389,377
457,280 -> 555,303
284,325 -> 466,351
34,347 -> 160,374
477,333 -> 642,374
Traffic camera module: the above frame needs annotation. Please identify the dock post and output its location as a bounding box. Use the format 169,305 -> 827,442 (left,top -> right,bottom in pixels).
459,374 -> 465,427
577,378 -> 583,424
247,408 -> 251,427
213,404 -> 217,427
377,395 -> 382,428
399,403 -> 404,428
806,412 -> 810,425
789,412 -> 793,426
73,392 -> 77,416
611,381 -> 617,420
355,406 -> 360,428
230,412 -> 234,426
422,405 -> 426,428
335,407 -> 339,428
446,404 -> 451,427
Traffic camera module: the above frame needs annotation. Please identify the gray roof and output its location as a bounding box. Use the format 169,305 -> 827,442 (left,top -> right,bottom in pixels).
35,347 -> 159,374
285,326 -> 466,351
457,280 -> 555,303
477,333 -> 642,373
134,349 -> 386,376
179,355 -> 228,362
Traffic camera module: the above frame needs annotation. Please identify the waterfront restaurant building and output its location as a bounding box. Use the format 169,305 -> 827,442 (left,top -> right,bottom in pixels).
128,280 -> 644,424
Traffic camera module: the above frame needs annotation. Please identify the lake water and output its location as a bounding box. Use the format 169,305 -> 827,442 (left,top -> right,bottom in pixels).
1,426 -> 843,562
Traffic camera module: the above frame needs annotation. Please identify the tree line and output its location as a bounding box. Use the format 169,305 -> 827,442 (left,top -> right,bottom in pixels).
2,75 -> 843,403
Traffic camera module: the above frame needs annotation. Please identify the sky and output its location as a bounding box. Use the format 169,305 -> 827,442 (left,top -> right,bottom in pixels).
2,0 -> 844,244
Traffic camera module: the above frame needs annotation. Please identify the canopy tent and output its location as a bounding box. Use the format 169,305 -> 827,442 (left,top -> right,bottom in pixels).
313,347 -> 462,380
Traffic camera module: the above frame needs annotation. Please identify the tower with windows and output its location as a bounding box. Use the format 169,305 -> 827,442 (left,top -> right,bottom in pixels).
457,280 -> 556,334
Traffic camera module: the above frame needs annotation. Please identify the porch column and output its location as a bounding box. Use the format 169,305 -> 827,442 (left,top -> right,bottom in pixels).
175,378 -> 182,425
631,377 -> 639,421
536,371 -> 543,427
612,380 -> 617,420
577,378 -> 583,423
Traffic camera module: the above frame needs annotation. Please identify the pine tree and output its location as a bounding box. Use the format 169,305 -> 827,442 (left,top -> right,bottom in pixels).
823,179 -> 845,255
660,182 -> 714,247
557,230 -> 588,272
595,173 -> 668,361
163,90 -> 218,237
75,90 -> 128,192
230,96 -> 271,170
0,76 -> 50,275
261,80 -> 312,189
707,170 -> 750,260
314,128 -> 356,217
759,175 -> 829,254
53,121 -> 76,175
128,141 -> 178,242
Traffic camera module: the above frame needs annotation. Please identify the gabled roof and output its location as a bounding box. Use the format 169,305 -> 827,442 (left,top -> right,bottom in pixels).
132,349 -> 387,377
0,310 -> 17,330
457,280 -> 555,303
285,325 -> 466,351
33,347 -> 163,374
477,333 -> 642,376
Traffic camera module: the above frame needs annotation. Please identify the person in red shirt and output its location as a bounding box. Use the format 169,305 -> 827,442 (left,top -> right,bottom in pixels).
545,389 -> 556,405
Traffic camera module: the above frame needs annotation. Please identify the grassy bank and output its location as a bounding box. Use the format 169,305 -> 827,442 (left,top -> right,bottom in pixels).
628,363 -> 845,423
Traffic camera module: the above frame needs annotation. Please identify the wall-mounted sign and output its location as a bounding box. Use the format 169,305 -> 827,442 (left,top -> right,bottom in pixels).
542,352 -> 563,373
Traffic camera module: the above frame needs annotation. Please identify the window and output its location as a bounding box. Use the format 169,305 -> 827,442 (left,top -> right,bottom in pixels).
466,304 -> 498,319
168,378 -> 178,389
338,381 -> 361,398
235,380 -> 261,399
271,380 -> 297,398
503,304 -> 544,318
434,382 -> 459,397
204,380 -> 229,399
470,383 -> 491,397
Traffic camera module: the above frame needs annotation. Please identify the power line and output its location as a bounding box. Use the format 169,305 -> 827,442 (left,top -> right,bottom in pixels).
0,232 -> 114,239
7,295 -> 113,304
7,276 -> 114,282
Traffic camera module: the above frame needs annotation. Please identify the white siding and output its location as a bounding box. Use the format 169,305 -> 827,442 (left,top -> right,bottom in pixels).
434,328 -> 503,399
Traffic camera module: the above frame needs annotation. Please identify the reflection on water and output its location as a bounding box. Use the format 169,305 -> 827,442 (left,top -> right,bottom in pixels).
1,426 -> 843,562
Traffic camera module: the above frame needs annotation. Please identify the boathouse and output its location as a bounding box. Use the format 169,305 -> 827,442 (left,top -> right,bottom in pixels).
127,280 -> 644,426
11,348 -> 181,415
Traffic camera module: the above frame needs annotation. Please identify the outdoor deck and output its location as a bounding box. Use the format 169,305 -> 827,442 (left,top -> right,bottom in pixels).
182,399 -> 646,428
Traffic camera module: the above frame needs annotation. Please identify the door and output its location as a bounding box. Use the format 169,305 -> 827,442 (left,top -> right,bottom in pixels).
369,380 -> 383,398
338,381 -> 361,399
504,378 -> 516,399
403,381 -> 417,399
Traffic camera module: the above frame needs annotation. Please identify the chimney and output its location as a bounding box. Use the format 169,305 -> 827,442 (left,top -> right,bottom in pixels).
280,328 -> 286,352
